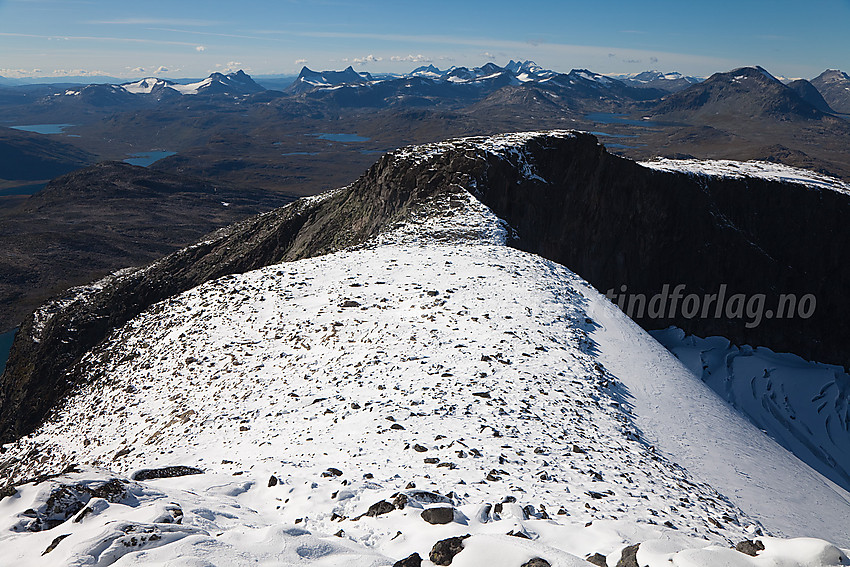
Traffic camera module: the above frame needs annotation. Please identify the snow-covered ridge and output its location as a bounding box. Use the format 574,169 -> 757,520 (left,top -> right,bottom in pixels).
640,158 -> 850,195
3,179 -> 850,565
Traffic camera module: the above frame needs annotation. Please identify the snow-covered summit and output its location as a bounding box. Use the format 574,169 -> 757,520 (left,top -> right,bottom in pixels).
2,136 -> 850,564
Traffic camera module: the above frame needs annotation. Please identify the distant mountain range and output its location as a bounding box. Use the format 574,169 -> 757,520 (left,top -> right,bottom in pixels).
4,63 -> 849,121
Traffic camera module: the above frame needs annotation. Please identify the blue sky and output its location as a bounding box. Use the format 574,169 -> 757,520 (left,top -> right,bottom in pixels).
1,0 -> 848,79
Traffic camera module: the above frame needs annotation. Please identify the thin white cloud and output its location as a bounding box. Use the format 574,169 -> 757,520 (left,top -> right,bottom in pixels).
294,59 -> 308,65
88,18 -> 221,27
0,31 -> 203,48
145,27 -> 274,41
196,45 -> 206,52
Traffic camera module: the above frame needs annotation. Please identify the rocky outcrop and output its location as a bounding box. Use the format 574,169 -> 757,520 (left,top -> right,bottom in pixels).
2,130 -> 850,443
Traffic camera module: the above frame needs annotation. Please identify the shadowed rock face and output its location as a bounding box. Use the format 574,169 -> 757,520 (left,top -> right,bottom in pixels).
2,131 -> 849,443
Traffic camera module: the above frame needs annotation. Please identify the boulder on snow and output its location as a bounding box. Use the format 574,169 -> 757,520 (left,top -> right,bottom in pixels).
131,466 -> 203,481
421,507 -> 455,525
616,544 -> 640,567
393,552 -> 422,567
735,539 -> 765,556
364,500 -> 395,517
429,534 -> 470,565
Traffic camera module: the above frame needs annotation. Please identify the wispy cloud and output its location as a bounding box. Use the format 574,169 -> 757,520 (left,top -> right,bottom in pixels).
0,31 -> 203,48
88,18 -> 221,27
145,27 -> 275,41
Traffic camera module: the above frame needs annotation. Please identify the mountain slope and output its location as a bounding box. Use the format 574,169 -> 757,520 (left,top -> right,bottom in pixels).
787,79 -> 835,113
5,131 -> 850,453
652,66 -> 824,119
653,328 -> 850,493
1,188 -> 850,566
811,69 -> 850,114
0,162 -> 293,333
0,126 -> 93,181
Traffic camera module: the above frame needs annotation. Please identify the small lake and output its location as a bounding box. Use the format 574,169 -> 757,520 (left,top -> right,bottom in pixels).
0,182 -> 46,197
124,151 -> 177,167
281,152 -> 319,156
11,124 -> 76,135
0,329 -> 17,375
313,133 -> 370,142
588,131 -> 639,139
604,143 -> 645,150
585,113 -> 659,127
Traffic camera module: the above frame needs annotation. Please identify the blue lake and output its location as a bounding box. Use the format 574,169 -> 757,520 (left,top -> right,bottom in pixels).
313,133 -> 370,142
585,113 -> 659,127
588,131 -> 639,139
124,151 -> 177,167
11,124 -> 76,134
0,329 -> 16,375
0,182 -> 46,197
605,143 -> 645,149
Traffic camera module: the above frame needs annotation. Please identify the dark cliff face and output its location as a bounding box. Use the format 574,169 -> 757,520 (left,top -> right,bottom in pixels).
2,131 -> 849,443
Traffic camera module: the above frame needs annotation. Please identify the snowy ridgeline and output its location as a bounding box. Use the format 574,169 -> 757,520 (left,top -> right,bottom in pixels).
1,163 -> 850,565
640,158 -> 850,195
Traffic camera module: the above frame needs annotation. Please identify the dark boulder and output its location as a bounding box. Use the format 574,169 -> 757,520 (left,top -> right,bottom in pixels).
616,544 -> 640,567
365,500 -> 395,517
735,539 -> 765,556
393,552 -> 422,567
429,534 -> 470,566
131,466 -> 203,481
421,507 -> 454,525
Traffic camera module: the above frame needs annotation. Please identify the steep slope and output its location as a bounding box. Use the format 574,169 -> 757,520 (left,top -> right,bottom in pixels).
1,189 -> 849,566
4,131 -> 850,449
811,69 -> 850,114
652,328 -> 850,493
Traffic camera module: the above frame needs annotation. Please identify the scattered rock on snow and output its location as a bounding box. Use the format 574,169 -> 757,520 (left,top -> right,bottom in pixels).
735,539 -> 765,556
365,500 -> 395,517
520,558 -> 551,567
131,466 -> 203,481
429,534 -> 470,566
393,552 -> 423,567
616,543 -> 640,567
41,533 -> 71,555
421,507 -> 455,525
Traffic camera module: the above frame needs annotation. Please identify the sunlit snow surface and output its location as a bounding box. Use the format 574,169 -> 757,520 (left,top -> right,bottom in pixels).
652,328 -> 850,498
2,142 -> 850,565
641,158 -> 850,195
